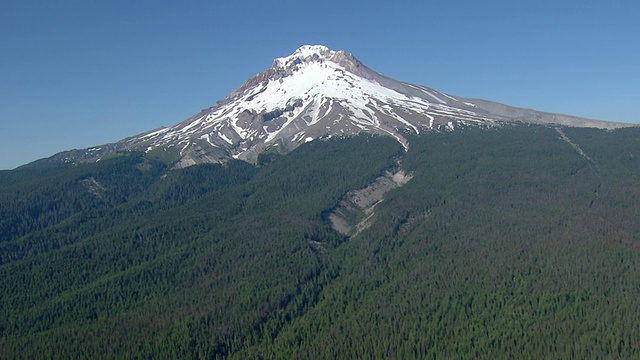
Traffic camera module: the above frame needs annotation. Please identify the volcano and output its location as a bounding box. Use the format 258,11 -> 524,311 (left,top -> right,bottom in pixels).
42,45 -> 633,168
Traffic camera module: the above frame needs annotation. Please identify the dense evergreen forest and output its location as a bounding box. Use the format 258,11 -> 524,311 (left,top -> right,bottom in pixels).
1,125 -> 640,358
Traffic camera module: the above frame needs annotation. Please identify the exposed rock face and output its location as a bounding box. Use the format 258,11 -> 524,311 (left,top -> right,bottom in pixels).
79,177 -> 106,198
329,169 -> 413,236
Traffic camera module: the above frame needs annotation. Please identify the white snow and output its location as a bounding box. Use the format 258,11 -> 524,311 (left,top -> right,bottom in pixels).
273,45 -> 332,67
405,84 -> 446,104
307,98 -> 325,126
292,131 -> 306,142
217,131 -> 233,144
200,133 -> 218,147
441,93 -> 459,102
230,119 -> 248,139
179,142 -> 190,155
141,127 -> 170,139
224,57 -> 442,139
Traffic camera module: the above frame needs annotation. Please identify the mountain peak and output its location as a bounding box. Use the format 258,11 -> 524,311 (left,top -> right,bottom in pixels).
273,45 -> 334,68
271,45 -> 366,77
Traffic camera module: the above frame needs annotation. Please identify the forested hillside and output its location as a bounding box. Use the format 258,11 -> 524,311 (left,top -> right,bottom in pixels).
1,125 -> 640,358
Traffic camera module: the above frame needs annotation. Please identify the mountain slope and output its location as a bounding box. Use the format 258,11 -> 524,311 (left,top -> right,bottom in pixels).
30,45 -> 633,169
3,126 -> 640,358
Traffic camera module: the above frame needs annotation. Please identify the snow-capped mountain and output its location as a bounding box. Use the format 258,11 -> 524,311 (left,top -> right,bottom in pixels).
52,45 -> 633,167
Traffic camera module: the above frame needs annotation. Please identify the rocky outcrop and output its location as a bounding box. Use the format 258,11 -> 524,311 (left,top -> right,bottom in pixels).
329,169 -> 412,236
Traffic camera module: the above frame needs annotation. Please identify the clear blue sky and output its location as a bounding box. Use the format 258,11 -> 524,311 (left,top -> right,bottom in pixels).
1,0 -> 639,169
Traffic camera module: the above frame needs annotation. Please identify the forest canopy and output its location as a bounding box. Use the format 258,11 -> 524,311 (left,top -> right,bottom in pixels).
1,125 -> 640,358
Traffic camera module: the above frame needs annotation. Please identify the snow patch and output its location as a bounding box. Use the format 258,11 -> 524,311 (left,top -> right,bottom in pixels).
218,132 -> 233,144
274,45 -> 332,67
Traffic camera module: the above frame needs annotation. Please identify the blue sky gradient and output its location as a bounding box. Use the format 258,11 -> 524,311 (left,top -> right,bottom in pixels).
1,0 -> 639,169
